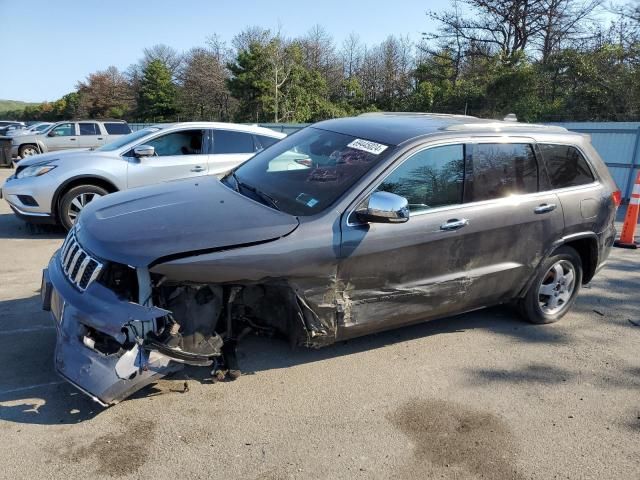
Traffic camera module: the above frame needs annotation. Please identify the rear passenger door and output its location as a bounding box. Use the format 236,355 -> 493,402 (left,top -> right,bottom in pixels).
78,122 -> 105,148
209,129 -> 259,174
46,122 -> 79,151
460,140 -> 566,305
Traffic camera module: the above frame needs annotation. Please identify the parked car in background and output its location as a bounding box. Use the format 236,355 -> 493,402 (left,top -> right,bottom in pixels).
11,119 -> 131,158
1,122 -> 285,229
39,113 -> 619,405
0,121 -> 26,135
6,121 -> 53,137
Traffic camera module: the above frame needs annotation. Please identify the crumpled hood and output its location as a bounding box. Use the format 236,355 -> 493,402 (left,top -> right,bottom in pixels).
17,148 -> 93,167
75,176 -> 299,267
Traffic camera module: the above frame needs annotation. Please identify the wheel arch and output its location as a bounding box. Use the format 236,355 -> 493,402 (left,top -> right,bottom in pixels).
559,234 -> 599,284
18,141 -> 45,155
51,175 -> 119,221
517,232 -> 599,298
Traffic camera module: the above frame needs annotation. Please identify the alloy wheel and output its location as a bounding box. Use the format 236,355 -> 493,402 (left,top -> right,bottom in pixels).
67,192 -> 102,223
537,260 -> 576,315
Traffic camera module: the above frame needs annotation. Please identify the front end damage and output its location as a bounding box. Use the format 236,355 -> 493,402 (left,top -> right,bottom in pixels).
44,248 -> 337,405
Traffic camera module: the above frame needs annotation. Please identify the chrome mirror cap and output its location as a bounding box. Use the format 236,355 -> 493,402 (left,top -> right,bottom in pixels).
134,145 -> 155,157
356,191 -> 410,224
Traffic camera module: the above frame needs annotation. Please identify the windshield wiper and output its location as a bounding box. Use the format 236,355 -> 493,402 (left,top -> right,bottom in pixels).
238,181 -> 280,211
224,171 -> 280,210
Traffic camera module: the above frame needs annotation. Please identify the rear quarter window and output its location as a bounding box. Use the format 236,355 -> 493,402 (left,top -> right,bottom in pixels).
539,144 -> 595,188
104,123 -> 131,135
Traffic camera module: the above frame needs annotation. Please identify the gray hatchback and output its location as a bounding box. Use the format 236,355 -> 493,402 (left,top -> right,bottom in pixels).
42,113 -> 619,405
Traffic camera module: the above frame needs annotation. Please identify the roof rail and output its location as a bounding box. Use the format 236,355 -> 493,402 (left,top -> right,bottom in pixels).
442,122 -> 569,133
359,111 -> 477,119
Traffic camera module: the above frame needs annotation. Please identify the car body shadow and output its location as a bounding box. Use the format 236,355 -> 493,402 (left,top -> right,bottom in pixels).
233,305 -> 571,375
0,213 -> 65,239
0,292 -> 564,425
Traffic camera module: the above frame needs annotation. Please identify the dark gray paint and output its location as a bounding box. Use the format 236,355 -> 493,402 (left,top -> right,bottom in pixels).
75,177 -> 300,267
43,117 -> 619,404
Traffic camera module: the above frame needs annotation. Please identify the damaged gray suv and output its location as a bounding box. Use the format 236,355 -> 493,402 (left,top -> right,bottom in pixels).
41,113 -> 619,405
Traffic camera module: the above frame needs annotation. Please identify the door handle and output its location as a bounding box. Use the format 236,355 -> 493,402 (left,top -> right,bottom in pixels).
534,203 -> 557,214
69,138 -> 76,141
191,166 -> 205,172
440,218 -> 469,231
97,137 -> 103,140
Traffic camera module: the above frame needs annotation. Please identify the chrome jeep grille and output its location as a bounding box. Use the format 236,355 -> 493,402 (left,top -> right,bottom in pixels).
59,231 -> 103,291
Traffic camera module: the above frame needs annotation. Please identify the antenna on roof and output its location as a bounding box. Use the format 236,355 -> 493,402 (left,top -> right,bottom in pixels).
503,113 -> 518,122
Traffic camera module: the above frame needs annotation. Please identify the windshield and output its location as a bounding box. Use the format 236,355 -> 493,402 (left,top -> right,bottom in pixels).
225,127 -> 393,216
96,127 -> 161,152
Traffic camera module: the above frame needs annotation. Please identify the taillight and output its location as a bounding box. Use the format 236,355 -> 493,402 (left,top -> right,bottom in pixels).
612,190 -> 622,208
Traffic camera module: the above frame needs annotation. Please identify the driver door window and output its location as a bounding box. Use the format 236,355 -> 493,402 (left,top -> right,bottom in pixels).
51,123 -> 76,136
376,144 -> 464,212
126,129 -> 208,189
145,130 -> 204,156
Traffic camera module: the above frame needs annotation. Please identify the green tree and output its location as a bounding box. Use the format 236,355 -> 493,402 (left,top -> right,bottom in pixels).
136,60 -> 177,121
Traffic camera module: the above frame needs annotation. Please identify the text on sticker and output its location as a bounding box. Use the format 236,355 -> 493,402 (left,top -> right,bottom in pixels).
347,139 -> 388,155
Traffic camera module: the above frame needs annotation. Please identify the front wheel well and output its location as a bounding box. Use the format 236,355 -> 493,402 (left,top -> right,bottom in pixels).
559,237 -> 598,284
52,177 -> 119,220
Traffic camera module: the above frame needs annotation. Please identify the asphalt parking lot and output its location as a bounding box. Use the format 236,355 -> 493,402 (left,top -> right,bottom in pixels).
0,167 -> 638,480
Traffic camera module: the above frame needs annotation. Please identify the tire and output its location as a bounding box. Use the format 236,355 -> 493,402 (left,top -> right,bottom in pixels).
58,185 -> 109,230
18,144 -> 40,158
519,246 -> 583,324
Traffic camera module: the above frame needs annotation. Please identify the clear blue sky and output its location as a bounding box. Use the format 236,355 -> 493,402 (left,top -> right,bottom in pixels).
0,0 -> 450,102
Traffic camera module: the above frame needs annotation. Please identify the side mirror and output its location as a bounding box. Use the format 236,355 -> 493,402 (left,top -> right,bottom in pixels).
355,191 -> 410,224
48,131 -> 56,137
134,145 -> 155,157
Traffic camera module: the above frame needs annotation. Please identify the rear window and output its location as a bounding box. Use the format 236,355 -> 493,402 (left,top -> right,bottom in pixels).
214,130 -> 256,154
465,143 -> 538,202
104,122 -> 131,135
539,144 -> 595,188
79,123 -> 100,135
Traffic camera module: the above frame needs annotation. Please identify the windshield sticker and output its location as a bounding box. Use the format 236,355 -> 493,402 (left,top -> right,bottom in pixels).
296,193 -> 319,208
347,139 -> 388,155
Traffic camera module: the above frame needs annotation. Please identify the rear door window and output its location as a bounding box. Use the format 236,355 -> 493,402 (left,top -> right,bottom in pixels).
376,144 -> 465,212
213,130 -> 256,154
104,123 -> 131,135
465,143 -> 538,202
256,135 -> 280,149
79,122 -> 100,135
539,144 -> 595,188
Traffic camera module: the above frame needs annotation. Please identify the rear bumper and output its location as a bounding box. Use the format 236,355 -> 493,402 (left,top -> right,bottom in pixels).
44,253 -> 179,405
596,223 -> 616,274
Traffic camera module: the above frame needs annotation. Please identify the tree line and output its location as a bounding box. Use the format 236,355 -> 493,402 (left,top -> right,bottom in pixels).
4,0 -> 640,124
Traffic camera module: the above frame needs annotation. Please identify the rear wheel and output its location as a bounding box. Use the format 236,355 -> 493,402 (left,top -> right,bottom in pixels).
19,144 -> 40,158
58,185 -> 108,230
519,246 -> 582,324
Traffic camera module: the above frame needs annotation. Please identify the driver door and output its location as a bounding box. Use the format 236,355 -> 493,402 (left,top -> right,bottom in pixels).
126,129 -> 210,189
46,122 -> 79,151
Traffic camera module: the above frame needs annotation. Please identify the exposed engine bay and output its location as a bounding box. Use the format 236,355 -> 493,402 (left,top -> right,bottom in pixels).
89,266 -> 336,389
